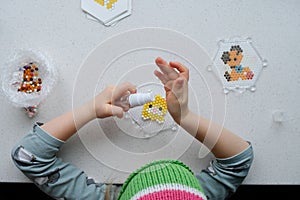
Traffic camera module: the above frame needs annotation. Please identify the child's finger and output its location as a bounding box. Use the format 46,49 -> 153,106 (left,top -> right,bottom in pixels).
155,57 -> 168,66
154,69 -> 168,84
123,82 -> 137,94
113,82 -> 136,99
109,105 -> 124,118
155,57 -> 179,79
169,61 -> 189,80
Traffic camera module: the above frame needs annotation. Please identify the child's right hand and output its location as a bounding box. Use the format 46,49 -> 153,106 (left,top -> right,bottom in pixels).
154,57 -> 190,124
93,82 -> 136,119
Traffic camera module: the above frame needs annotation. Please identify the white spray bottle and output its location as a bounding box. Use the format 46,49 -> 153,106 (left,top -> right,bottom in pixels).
115,92 -> 155,109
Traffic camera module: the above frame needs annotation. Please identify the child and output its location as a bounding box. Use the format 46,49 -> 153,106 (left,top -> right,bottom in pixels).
11,57 -> 253,200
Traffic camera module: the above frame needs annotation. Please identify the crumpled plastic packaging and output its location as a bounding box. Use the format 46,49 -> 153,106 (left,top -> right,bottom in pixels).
1,49 -> 57,118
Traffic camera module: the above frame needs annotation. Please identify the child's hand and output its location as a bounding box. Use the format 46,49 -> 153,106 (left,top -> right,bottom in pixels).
93,82 -> 136,118
154,57 -> 190,124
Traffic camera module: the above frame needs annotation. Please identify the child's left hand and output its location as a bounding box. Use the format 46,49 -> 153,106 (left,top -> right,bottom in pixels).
154,57 -> 190,124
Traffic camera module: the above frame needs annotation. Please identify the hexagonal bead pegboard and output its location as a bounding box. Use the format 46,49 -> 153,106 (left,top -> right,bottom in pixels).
81,0 -> 131,26
211,37 -> 267,93
115,83 -> 178,139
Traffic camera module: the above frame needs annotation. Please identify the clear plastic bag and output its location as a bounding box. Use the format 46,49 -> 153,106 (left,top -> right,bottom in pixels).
1,49 -> 57,117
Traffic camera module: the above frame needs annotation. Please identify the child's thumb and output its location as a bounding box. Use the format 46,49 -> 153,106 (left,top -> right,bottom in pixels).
110,105 -> 124,118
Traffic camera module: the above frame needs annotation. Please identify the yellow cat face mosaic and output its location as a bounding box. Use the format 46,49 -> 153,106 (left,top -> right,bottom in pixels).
141,95 -> 167,124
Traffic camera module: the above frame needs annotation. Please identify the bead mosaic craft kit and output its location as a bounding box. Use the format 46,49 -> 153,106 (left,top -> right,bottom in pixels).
211,37 -> 267,93
17,62 -> 42,94
141,94 -> 168,124
81,0 -> 132,26
0,1 -> 267,139
116,83 -> 178,138
1,50 -> 57,118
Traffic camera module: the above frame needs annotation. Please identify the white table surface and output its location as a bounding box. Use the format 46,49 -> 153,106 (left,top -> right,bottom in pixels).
1,0 -> 299,184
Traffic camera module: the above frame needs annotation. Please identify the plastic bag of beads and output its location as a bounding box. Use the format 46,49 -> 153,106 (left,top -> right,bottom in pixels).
1,49 -> 57,118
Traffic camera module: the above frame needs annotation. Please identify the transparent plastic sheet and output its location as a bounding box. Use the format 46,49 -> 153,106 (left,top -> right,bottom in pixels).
210,37 -> 267,94
1,49 -> 57,117
115,83 -> 178,139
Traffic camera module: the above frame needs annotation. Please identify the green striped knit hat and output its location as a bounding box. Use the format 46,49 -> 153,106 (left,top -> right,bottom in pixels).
117,160 -> 207,200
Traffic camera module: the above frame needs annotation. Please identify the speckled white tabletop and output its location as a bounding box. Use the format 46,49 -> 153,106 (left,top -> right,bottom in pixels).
0,0 -> 299,184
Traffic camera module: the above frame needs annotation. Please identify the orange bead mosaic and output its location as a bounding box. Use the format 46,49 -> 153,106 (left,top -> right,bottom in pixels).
221,45 -> 254,82
17,63 -> 42,93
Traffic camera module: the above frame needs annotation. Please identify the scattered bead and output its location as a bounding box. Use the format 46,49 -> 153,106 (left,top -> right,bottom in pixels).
24,105 -> 38,118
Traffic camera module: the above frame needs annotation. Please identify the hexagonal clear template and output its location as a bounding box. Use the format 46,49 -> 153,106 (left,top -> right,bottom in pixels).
211,37 -> 267,93
81,0 -> 131,26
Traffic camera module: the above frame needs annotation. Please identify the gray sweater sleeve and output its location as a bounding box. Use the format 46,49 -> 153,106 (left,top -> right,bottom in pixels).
11,122 -> 253,200
196,143 -> 254,200
11,122 -> 121,200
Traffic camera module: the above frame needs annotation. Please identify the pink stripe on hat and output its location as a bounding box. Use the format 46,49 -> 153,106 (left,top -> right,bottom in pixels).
137,189 -> 205,200
117,160 -> 206,200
